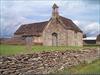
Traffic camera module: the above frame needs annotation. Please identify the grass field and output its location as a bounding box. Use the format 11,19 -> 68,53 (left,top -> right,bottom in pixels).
52,59 -> 100,74
0,44 -> 82,55
0,44 -> 26,55
0,44 -> 99,55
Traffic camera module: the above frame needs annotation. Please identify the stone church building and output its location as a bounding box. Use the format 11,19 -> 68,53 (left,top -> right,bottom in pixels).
14,4 -> 83,46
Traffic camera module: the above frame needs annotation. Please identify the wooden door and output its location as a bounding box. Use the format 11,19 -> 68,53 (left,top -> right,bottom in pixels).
52,33 -> 58,46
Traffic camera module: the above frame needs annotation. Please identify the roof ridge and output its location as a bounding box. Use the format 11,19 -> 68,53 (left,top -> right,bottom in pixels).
28,21 -> 49,25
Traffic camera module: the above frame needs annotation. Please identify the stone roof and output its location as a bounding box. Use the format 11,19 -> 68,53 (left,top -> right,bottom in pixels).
14,21 -> 48,36
96,34 -> 100,41
14,16 -> 82,36
60,16 -> 82,32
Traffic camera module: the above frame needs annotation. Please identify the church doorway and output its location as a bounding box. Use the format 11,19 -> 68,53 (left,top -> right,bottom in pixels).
52,32 -> 58,46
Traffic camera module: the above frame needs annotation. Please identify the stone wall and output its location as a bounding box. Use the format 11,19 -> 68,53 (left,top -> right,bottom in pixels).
0,48 -> 99,75
43,19 -> 83,46
43,19 -> 67,46
76,32 -> 83,46
67,30 -> 83,46
33,36 -> 43,45
0,36 -> 43,45
0,37 -> 26,45
96,41 -> 100,45
67,30 -> 75,46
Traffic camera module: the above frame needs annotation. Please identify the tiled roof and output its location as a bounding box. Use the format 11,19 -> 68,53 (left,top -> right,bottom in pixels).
14,21 -> 48,36
14,16 -> 82,36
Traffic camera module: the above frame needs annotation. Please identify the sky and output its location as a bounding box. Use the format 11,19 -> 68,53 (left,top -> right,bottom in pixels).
0,0 -> 100,38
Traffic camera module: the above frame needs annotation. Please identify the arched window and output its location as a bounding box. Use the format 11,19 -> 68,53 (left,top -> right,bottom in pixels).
52,32 -> 58,46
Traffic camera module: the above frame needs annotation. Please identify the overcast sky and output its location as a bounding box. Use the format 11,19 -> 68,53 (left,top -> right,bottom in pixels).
0,0 -> 100,38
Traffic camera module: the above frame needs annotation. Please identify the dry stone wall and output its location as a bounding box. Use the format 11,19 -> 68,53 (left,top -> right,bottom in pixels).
0,48 -> 100,75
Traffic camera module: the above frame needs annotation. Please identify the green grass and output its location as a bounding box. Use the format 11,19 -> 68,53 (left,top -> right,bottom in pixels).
0,44 -> 83,55
52,59 -> 100,74
32,46 -> 83,52
0,44 -> 99,55
75,60 -> 100,74
84,44 -> 100,47
0,44 -> 26,55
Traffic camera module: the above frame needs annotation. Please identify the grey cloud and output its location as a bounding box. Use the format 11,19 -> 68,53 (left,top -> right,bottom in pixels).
0,0 -> 100,38
82,0 -> 100,5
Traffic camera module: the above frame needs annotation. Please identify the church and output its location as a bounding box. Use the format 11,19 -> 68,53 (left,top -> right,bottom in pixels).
14,4 -> 83,46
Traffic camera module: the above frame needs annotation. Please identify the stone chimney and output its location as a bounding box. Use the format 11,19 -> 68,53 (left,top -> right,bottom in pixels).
52,3 -> 59,18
